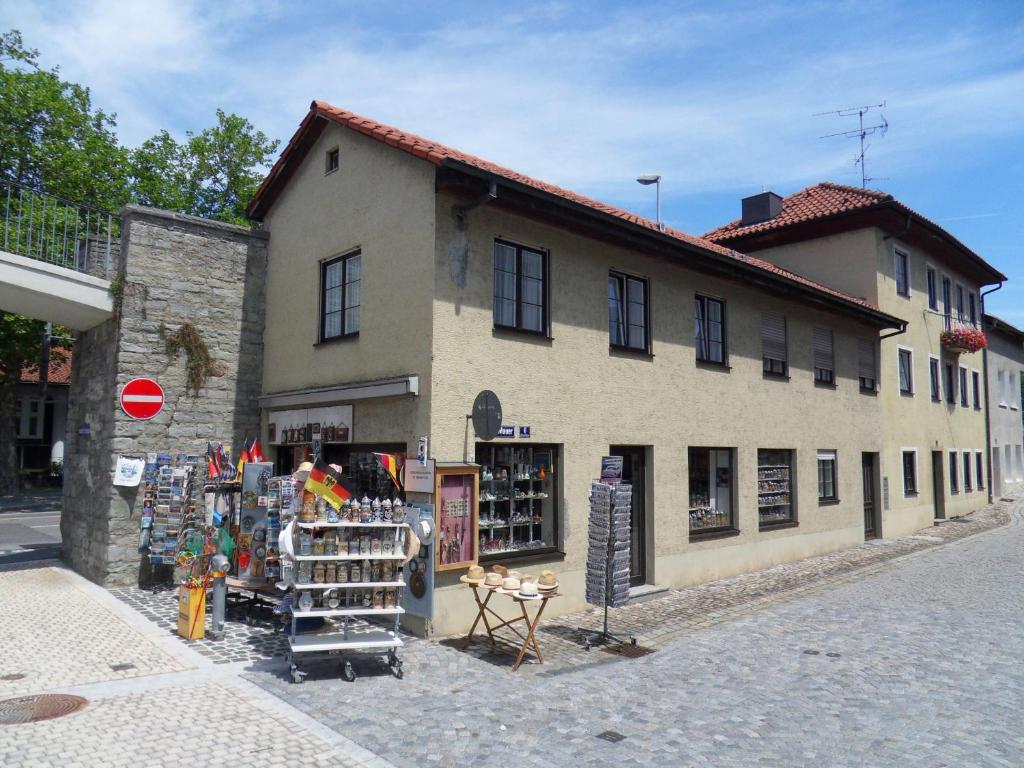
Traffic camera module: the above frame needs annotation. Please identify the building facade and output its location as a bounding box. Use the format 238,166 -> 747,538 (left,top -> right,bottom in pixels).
249,104 -> 904,635
706,185 -> 1006,536
16,352 -> 70,487
984,314 -> 1024,497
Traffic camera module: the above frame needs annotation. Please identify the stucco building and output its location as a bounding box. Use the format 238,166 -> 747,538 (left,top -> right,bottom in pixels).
983,313 -> 1024,497
706,184 -> 1006,537
247,103 -> 907,635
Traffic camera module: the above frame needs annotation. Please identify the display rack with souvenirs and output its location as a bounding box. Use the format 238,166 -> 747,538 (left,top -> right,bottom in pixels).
476,444 -> 555,559
757,449 -> 794,525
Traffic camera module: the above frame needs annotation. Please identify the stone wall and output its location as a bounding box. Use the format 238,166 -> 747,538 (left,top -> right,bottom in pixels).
62,206 -> 268,585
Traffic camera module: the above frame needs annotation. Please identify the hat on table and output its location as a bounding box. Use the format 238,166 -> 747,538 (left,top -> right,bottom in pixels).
491,564 -> 508,577
501,576 -> 521,592
483,572 -> 503,588
460,564 -> 486,585
538,570 -> 558,591
518,581 -> 539,598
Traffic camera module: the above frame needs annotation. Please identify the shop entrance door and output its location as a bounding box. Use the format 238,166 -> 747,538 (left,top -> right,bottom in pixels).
931,451 -> 946,519
610,445 -> 647,587
861,453 -> 877,539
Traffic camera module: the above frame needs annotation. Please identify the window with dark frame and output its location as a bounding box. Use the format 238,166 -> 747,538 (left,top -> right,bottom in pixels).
963,451 -> 972,492
926,267 -> 937,310
320,250 -> 361,340
942,277 -> 952,329
898,348 -> 913,394
949,452 -> 959,494
688,447 -> 735,533
325,147 -> 339,174
959,367 -> 969,407
493,240 -> 547,334
813,327 -> 834,384
945,362 -> 956,404
956,284 -> 965,322
608,271 -> 649,352
758,449 -> 795,526
894,249 -> 909,296
858,339 -> 877,391
976,452 -> 985,489
902,450 -> 917,495
817,450 -> 838,502
694,295 -> 726,364
929,357 -> 941,401
973,370 -> 981,409
969,293 -> 977,325
762,312 -> 788,376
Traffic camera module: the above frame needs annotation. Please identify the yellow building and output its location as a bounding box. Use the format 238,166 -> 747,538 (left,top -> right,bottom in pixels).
706,185 -> 1005,537
248,104 -> 906,636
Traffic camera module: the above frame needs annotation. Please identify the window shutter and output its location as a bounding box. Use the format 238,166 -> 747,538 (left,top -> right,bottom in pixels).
857,339 -> 876,381
762,312 -> 787,361
813,328 -> 833,371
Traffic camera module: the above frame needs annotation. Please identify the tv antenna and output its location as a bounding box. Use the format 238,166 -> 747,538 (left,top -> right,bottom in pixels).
816,102 -> 889,188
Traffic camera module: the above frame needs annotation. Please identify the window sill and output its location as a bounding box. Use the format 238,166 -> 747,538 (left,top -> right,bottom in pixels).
493,326 -> 553,343
315,332 -> 359,347
973,406 -> 982,411
860,387 -> 878,396
759,520 -> 798,531
899,391 -> 915,398
479,548 -> 565,565
696,359 -> 731,372
904,491 -> 919,498
814,380 -> 837,390
818,498 -> 841,507
931,397 -> 941,403
689,528 -> 741,542
762,371 -> 790,381
609,345 -> 654,360
998,403 -> 1008,409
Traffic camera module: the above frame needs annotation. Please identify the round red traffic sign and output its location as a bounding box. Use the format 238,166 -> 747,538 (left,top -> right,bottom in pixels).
120,378 -> 165,420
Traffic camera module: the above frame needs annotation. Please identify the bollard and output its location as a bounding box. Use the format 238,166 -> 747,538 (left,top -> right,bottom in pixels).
210,553 -> 229,640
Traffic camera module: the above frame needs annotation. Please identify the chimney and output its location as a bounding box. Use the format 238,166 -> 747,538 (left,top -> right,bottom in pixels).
741,191 -> 783,226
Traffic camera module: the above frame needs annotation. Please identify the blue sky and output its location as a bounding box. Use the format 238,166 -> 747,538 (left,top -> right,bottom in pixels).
6,1 -> 1023,320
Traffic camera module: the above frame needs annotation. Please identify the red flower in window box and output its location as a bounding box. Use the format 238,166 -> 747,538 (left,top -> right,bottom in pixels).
940,326 -> 987,354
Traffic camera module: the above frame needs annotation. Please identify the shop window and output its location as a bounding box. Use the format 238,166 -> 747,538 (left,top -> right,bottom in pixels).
476,443 -> 559,560
926,266 -> 937,310
894,249 -> 909,297
902,450 -> 917,495
688,447 -> 735,534
813,327 -> 834,384
319,443 -> 407,500
694,295 -> 726,365
325,147 -> 339,174
949,451 -> 959,494
858,339 -> 877,392
963,451 -> 972,492
761,312 -> 787,376
945,363 -> 955,404
608,272 -> 649,352
897,347 -> 914,395
758,449 -> 795,527
493,240 -> 548,334
817,450 -> 838,503
929,357 -> 941,402
959,366 -> 969,407
320,250 -> 361,340
976,451 -> 985,489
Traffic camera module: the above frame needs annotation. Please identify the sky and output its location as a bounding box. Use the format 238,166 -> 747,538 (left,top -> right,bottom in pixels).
5,0 -> 1023,321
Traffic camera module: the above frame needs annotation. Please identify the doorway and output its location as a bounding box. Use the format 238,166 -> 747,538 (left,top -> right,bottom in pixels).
861,453 -> 878,539
931,451 -> 946,519
609,445 -> 647,587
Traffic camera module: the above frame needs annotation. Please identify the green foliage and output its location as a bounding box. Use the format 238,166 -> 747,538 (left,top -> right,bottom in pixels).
160,322 -> 221,397
0,312 -> 48,387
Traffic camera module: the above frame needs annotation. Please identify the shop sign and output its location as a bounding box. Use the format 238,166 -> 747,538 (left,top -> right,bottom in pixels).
405,459 -> 435,493
498,424 -> 515,438
120,378 -> 165,420
518,425 -> 531,438
78,423 -> 91,436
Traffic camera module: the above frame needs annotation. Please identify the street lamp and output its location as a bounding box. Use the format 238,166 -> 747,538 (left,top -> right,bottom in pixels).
636,174 -> 662,231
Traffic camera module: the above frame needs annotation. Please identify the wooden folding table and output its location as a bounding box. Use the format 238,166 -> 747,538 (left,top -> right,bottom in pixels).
461,583 -> 559,671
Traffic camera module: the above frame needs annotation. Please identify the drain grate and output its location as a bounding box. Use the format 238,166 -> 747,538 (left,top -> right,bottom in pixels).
596,730 -> 626,743
109,663 -> 136,672
0,674 -> 26,682
601,643 -> 655,658
0,694 -> 88,725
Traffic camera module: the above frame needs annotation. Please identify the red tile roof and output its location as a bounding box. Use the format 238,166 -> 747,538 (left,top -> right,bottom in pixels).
20,350 -> 72,385
248,103 -> 903,326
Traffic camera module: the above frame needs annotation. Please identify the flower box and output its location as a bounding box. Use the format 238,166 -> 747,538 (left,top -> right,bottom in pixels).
940,326 -> 987,354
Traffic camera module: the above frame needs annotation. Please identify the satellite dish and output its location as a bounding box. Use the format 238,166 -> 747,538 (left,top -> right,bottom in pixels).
471,390 -> 502,440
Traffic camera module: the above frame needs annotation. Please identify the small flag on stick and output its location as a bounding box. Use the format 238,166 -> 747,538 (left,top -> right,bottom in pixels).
373,452 -> 402,490
249,437 -> 265,463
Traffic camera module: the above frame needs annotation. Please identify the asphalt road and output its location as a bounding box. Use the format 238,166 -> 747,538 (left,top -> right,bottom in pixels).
0,506 -> 62,564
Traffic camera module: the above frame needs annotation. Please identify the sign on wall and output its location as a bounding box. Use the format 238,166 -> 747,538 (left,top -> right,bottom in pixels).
120,378 -> 165,420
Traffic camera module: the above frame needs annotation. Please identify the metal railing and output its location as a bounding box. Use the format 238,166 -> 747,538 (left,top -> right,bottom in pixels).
1,178 -> 120,277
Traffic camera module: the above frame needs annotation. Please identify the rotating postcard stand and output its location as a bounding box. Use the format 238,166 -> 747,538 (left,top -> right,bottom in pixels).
280,478 -> 410,684
579,477 -> 637,650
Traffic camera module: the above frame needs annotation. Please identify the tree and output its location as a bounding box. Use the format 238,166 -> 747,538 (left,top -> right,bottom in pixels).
130,109 -> 279,225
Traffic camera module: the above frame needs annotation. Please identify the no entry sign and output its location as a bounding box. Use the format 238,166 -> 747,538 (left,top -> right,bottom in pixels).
120,378 -> 165,420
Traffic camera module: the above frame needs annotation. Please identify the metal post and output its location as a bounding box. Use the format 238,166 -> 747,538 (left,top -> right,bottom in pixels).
209,554 -> 229,640
656,180 -> 662,232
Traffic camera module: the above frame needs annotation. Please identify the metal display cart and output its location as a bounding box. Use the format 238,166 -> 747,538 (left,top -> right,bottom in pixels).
281,518 -> 409,683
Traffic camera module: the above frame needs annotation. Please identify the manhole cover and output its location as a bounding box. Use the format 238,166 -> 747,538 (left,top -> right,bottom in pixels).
601,643 -> 655,658
0,694 -> 88,724
0,674 -> 25,682
109,663 -> 136,672
596,730 -> 626,743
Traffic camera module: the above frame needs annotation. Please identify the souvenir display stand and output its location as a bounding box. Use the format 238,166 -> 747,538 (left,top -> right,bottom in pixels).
581,480 -> 636,649
461,581 -> 559,672
280,494 -> 411,684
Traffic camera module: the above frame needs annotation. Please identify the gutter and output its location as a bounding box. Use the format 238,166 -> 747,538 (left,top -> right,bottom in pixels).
981,282 -> 1004,502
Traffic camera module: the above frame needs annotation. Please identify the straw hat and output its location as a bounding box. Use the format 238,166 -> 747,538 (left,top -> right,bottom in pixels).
491,564 -> 508,577
520,573 -> 536,584
483,572 -> 503,588
460,564 -> 486,585
501,576 -> 521,592
507,569 -> 524,581
538,570 -> 558,591
401,527 -> 421,566
518,581 -> 539,598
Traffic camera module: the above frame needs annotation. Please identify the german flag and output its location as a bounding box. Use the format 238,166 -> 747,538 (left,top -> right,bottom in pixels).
373,452 -> 402,490
304,456 -> 355,509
